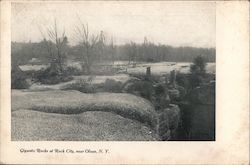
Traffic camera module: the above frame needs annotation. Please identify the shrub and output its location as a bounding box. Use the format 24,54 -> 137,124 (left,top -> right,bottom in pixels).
176,85 -> 186,100
128,73 -> 161,83
176,73 -> 190,89
190,55 -> 207,75
11,65 -> 30,89
102,79 -> 123,93
90,65 -> 116,75
123,80 -> 154,101
63,78 -> 124,93
152,83 -> 170,110
63,79 -> 96,93
63,66 -> 82,76
154,83 -> 165,96
36,67 -> 73,85
190,55 -> 207,88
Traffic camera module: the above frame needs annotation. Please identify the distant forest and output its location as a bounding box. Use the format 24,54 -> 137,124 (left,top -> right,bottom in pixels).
12,40 -> 215,65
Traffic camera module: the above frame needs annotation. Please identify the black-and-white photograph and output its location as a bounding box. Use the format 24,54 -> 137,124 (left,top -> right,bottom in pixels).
11,1 -> 215,141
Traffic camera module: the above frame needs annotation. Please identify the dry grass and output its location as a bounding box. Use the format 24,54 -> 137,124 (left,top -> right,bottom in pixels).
12,110 -> 159,141
12,90 -> 157,127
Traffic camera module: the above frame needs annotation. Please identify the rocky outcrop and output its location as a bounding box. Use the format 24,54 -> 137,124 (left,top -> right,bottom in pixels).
12,90 -> 158,128
11,89 -> 161,141
157,104 -> 180,140
175,83 -> 215,140
189,82 -> 215,105
122,79 -> 154,101
12,110 -> 159,141
188,83 -> 215,140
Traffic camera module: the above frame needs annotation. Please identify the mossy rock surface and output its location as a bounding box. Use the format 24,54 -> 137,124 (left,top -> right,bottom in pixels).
12,90 -> 157,127
12,110 -> 159,141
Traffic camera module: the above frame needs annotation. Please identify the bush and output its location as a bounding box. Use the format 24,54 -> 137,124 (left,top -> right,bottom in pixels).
190,55 -> 207,74
11,65 -> 30,89
90,65 -> 116,75
190,55 -> 207,88
63,66 -> 82,76
152,83 -> 170,110
176,85 -> 186,100
36,67 -> 73,85
123,80 -> 154,101
63,79 -> 96,93
63,78 -> 125,93
176,73 -> 190,89
128,73 -> 161,83
102,79 -> 123,93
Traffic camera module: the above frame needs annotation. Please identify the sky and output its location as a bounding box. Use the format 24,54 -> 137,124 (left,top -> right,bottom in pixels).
11,1 -> 215,48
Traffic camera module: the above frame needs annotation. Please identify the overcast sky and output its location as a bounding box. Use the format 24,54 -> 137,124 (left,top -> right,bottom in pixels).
12,1 -> 215,48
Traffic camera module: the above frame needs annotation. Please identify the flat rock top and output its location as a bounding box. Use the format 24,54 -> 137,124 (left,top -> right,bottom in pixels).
12,90 -> 157,127
12,89 -> 159,141
12,110 -> 159,141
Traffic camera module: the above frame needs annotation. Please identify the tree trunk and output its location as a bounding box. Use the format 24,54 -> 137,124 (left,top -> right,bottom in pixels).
146,67 -> 151,80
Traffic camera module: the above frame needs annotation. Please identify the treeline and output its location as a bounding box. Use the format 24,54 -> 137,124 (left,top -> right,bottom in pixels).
12,41 -> 215,65
116,43 -> 215,63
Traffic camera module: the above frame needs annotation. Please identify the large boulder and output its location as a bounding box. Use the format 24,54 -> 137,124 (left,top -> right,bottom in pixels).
157,104 -> 180,140
123,79 -> 154,101
12,90 -> 158,128
152,83 -> 170,110
168,89 -> 180,100
188,83 -> 215,140
12,89 -> 160,141
167,85 -> 186,101
174,83 -> 215,140
12,110 -> 159,141
189,82 -> 215,105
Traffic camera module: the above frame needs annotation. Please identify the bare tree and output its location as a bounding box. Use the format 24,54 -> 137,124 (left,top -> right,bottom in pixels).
98,30 -> 106,62
39,20 -> 68,74
110,37 -> 115,64
47,20 -> 67,74
74,19 -> 99,74
128,41 -> 137,66
143,36 -> 148,61
38,27 -> 54,66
